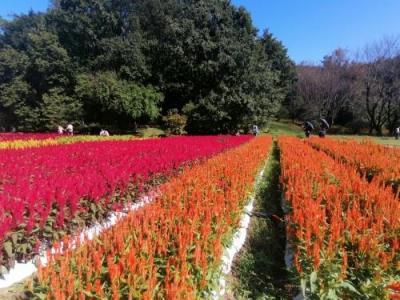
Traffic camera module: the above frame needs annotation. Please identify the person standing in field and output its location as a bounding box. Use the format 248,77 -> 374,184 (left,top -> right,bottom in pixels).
66,123 -> 74,136
252,124 -> 259,136
303,121 -> 314,138
318,118 -> 330,138
57,125 -> 64,135
100,129 -> 110,137
395,127 -> 400,139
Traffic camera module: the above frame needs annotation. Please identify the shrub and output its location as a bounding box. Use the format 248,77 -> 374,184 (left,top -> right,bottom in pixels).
162,109 -> 187,135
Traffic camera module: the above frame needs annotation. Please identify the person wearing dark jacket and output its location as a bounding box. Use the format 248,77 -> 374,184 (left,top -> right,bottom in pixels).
318,118 -> 330,138
303,121 -> 314,138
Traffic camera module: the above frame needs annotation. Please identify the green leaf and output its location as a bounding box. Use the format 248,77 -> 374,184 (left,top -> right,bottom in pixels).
82,290 -> 96,297
300,277 -> 307,297
19,243 -> 29,254
310,271 -> 318,293
90,203 -> 98,213
3,241 -> 13,258
327,289 -> 338,299
11,232 -> 19,245
338,281 -> 362,296
35,293 -> 47,300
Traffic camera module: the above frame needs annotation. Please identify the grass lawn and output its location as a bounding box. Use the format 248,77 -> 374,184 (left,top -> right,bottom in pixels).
228,141 -> 296,299
136,127 -> 165,138
265,119 -> 400,147
263,120 -> 304,137
331,134 -> 400,147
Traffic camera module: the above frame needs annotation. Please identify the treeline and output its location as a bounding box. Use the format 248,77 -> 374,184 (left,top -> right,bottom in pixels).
0,0 -> 295,134
285,38 -> 400,135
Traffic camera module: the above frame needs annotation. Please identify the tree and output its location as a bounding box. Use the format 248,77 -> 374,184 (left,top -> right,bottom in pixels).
295,64 -> 325,121
0,78 -> 38,130
294,37 -> 400,135
294,49 -> 353,125
75,72 -> 163,129
0,47 -> 30,129
24,30 -> 74,97
40,88 -> 83,130
320,48 -> 353,125
0,13 -> 78,131
0,0 -> 295,133
357,37 -> 400,135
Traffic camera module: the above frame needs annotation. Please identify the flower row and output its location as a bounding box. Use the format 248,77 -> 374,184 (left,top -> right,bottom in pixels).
0,133 -> 59,141
0,135 -> 135,150
279,137 -> 399,299
32,136 -> 271,299
307,137 -> 400,193
0,136 -> 251,272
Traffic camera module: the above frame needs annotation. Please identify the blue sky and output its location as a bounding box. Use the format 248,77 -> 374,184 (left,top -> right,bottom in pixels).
1,0 -> 400,63
0,1 -> 49,19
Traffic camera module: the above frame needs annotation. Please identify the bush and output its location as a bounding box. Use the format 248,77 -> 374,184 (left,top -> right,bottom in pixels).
348,119 -> 369,134
162,109 -> 187,135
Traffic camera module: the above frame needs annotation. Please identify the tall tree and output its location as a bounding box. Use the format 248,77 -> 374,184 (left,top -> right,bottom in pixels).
0,0 -> 295,133
358,37 -> 400,135
320,48 -> 353,125
75,72 -> 163,129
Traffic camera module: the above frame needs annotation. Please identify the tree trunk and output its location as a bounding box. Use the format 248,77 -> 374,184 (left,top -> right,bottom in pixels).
375,125 -> 383,136
368,123 -> 374,135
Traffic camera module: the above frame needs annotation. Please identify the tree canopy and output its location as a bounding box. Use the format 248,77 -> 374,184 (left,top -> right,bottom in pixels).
0,0 -> 294,133
287,39 -> 400,135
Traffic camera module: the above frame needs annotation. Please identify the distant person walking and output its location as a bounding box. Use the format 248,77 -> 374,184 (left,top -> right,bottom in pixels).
100,129 -> 110,137
395,127 -> 400,140
66,123 -> 74,136
252,124 -> 259,136
303,121 -> 314,138
57,125 -> 64,135
319,118 -> 330,138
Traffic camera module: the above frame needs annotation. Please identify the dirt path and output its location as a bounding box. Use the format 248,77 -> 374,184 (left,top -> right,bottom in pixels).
226,140 -> 298,299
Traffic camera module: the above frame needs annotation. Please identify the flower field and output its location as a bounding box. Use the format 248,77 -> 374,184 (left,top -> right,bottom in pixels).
2,133 -> 399,299
279,137 -> 399,298
0,135 -> 251,273
0,134 -> 135,150
307,137 -> 400,193
0,133 -> 59,141
32,136 -> 272,299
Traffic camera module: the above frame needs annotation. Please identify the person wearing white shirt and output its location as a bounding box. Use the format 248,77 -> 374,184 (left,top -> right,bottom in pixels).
66,124 -> 74,136
252,124 -> 259,136
100,129 -> 110,137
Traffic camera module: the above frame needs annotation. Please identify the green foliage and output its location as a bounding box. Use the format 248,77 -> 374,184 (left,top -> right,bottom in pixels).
40,88 -> 83,130
265,119 -> 304,137
0,14 -> 77,131
162,109 -> 187,135
75,72 -> 163,128
24,30 -> 73,95
137,127 -> 165,138
0,0 -> 295,133
0,77 -> 37,130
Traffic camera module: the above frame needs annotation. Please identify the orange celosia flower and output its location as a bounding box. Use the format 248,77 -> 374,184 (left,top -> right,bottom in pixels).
34,136 -> 272,298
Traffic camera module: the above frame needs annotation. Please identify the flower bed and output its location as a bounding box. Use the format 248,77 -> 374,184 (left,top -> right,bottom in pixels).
279,137 -> 399,298
0,133 -> 59,141
0,135 -> 135,149
307,137 -> 400,193
0,136 -> 251,272
32,136 -> 271,299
